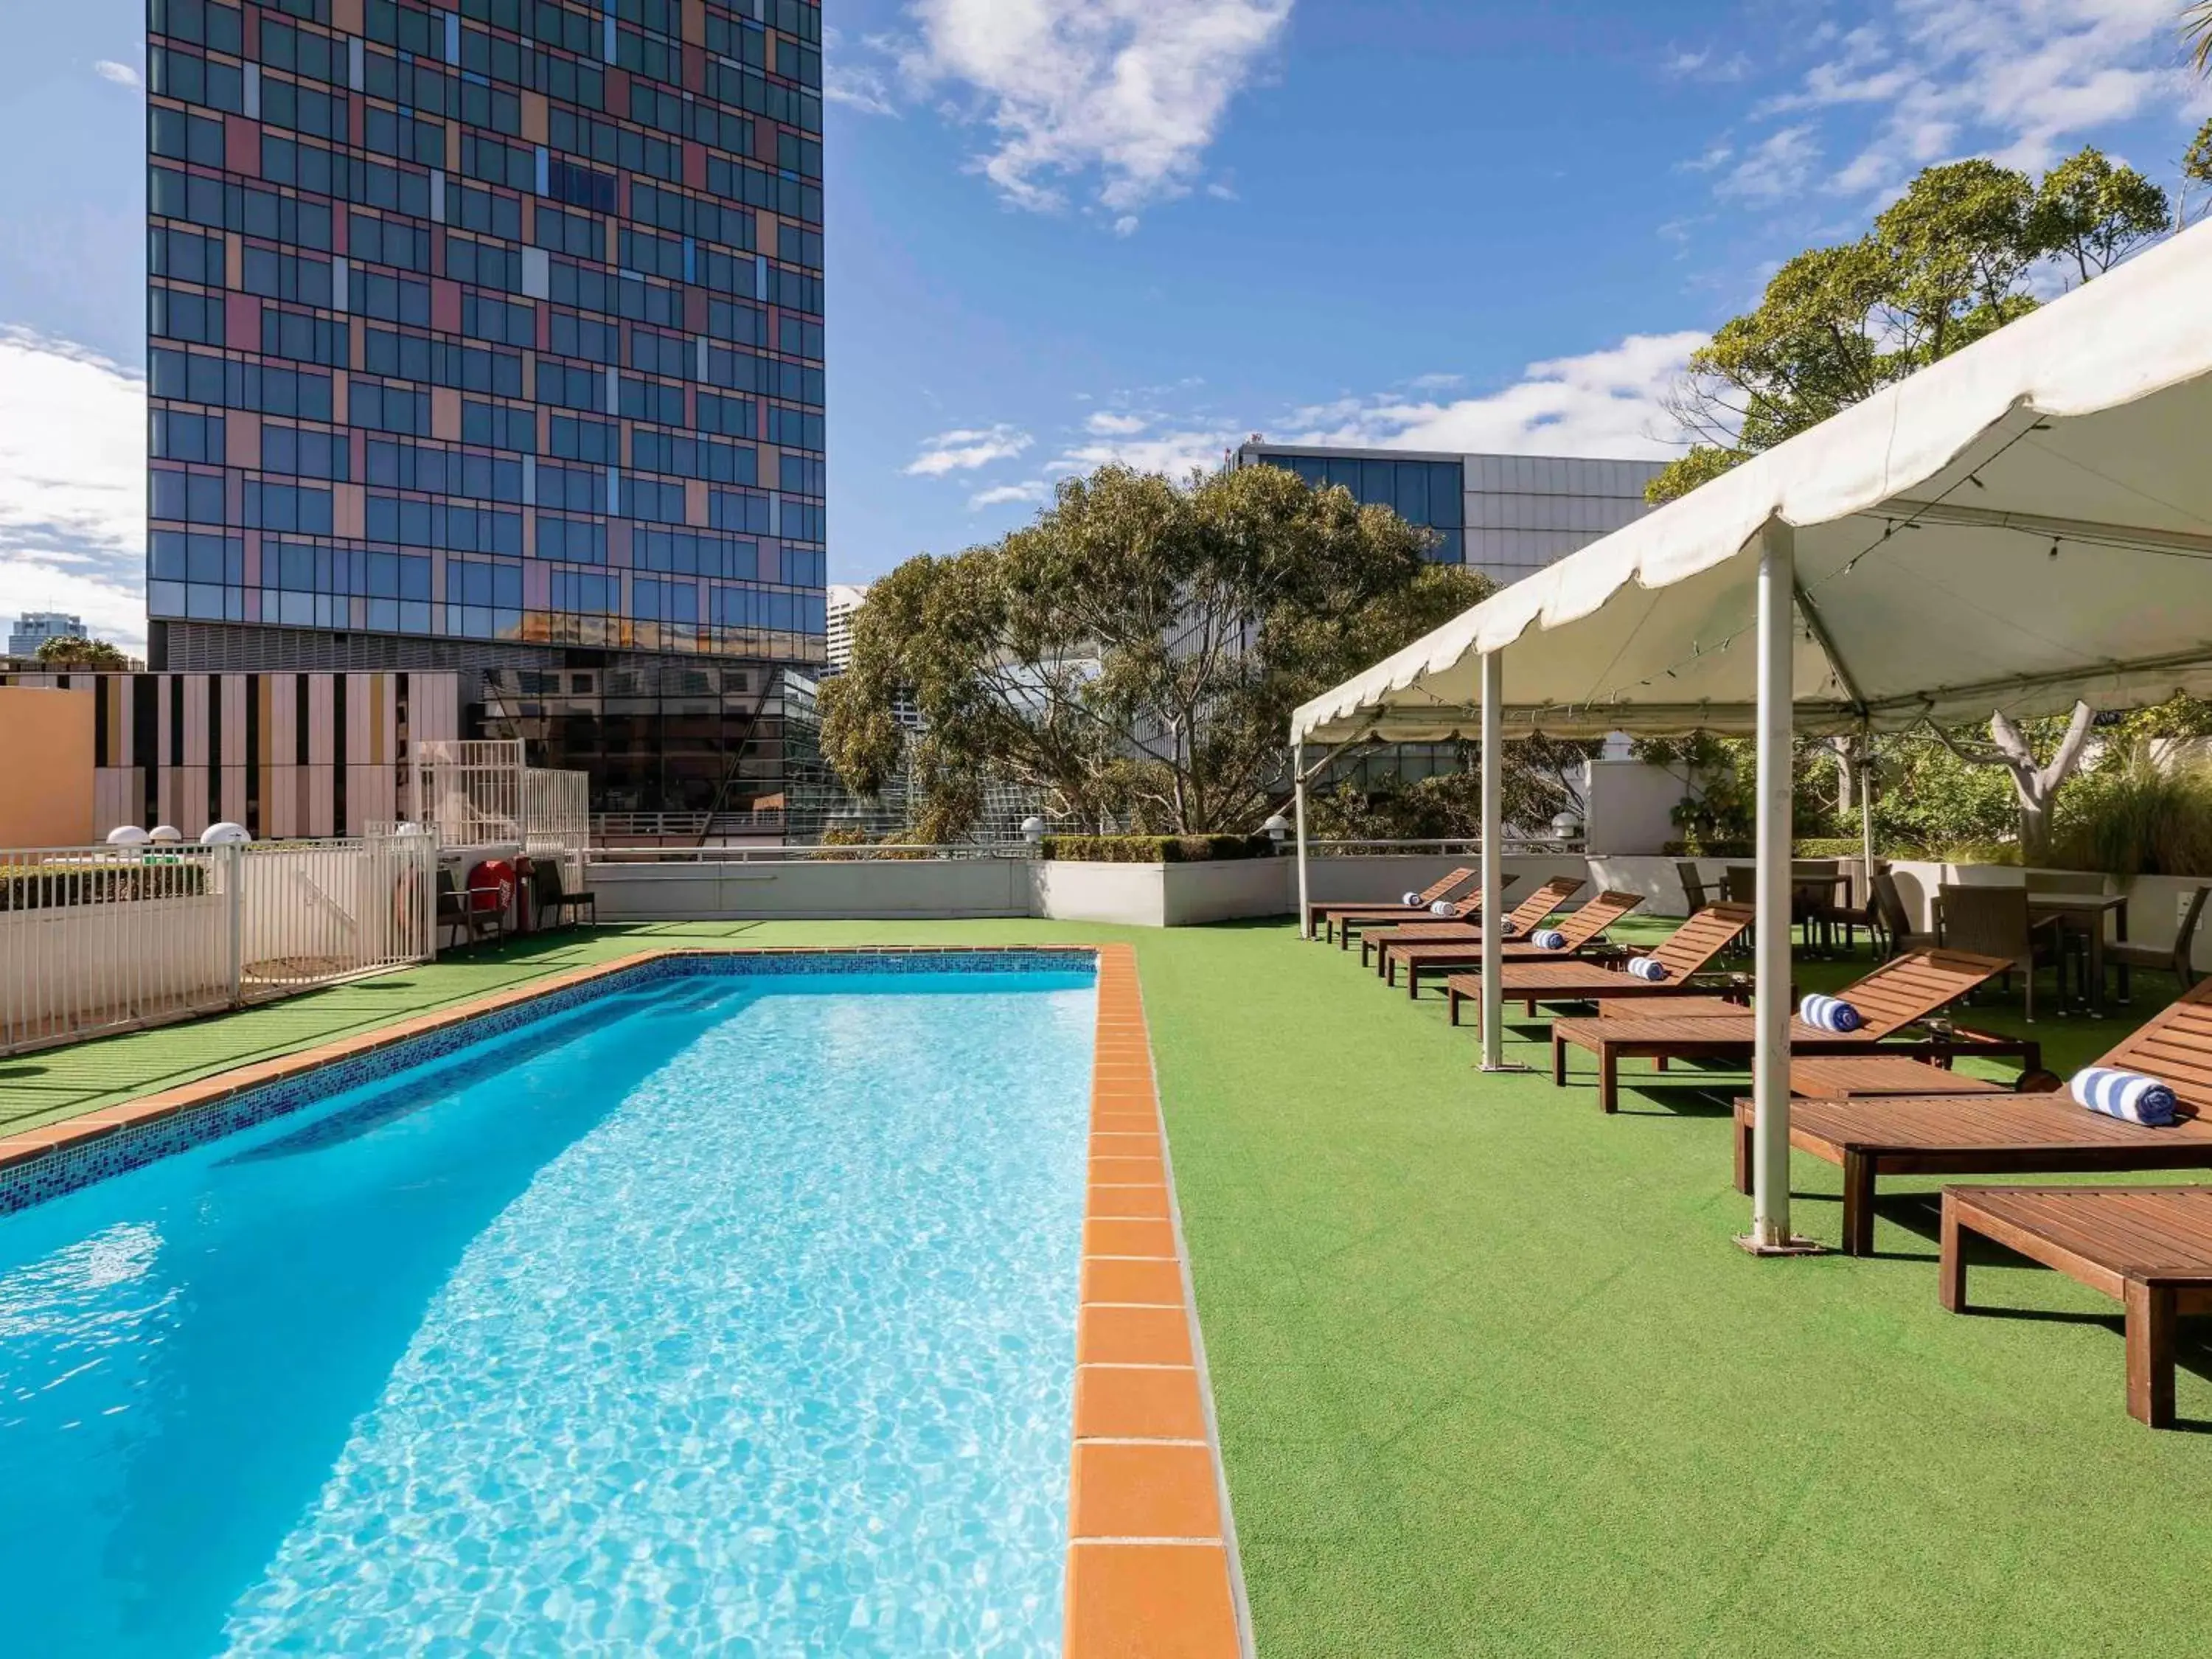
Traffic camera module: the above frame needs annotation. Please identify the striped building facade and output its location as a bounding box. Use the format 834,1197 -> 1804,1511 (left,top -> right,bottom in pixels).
0,670 -> 459,841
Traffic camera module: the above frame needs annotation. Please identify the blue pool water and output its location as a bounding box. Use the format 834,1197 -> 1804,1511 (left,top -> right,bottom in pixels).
0,962 -> 1096,1655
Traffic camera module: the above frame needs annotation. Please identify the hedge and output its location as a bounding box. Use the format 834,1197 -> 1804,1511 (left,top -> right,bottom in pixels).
1661,839 -> 1864,859
0,859 -> 209,912
1037,835 -> 1273,863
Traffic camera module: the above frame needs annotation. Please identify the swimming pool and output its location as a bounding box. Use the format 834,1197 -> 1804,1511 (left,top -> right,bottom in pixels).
0,953 -> 1098,1655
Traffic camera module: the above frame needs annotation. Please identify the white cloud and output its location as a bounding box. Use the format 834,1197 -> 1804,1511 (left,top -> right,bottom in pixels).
1279,333 -> 1707,461
1747,0 -> 2189,198
821,27 -> 898,116
894,0 -> 1293,225
1664,46 -> 1751,83
0,328 -> 147,658
905,423 -> 1034,476
1083,411 -> 1152,436
968,481 -> 1052,510
93,60 -> 142,88
1717,125 -> 1821,201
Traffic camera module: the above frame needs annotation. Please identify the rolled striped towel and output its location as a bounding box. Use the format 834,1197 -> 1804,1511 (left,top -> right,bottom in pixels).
1402,891 -> 1424,907
1429,900 -> 1457,917
1531,928 -> 1568,950
1798,994 -> 1863,1033
1625,956 -> 1669,981
2072,1067 -> 2179,1127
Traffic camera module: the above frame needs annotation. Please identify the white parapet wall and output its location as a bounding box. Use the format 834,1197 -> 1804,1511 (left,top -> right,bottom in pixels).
588,858 -> 1034,922
588,852 -> 1601,928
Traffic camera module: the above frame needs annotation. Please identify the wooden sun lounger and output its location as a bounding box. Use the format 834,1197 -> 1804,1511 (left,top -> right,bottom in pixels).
1437,903 -> 1758,1028
1941,1186 -> 2212,1427
1374,891 -> 1645,995
1328,877 -> 1517,951
1307,867 -> 1475,942
1552,949 -> 2039,1113
1358,875 -> 1590,972
1740,976 -> 2212,1257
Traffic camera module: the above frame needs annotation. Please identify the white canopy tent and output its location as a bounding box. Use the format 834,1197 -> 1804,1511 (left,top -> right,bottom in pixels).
1288,220 -> 2212,1250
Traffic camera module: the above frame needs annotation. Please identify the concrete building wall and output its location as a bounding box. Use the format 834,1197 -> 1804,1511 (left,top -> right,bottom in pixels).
0,670 -> 459,840
0,687 -> 97,846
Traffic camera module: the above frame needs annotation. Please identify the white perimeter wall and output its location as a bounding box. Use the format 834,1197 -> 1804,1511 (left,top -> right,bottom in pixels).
590,853 -> 1600,928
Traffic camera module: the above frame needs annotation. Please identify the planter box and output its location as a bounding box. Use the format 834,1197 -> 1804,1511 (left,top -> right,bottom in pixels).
1030,859 -> 1289,928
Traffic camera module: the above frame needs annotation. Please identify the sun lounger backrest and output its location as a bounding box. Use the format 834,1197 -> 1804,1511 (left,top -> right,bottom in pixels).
1505,876 -> 1585,934
1822,948 -> 2012,1037
1557,890 -> 1644,947
2097,975 -> 2212,1118
1417,868 -> 1476,905
1649,902 -> 1757,978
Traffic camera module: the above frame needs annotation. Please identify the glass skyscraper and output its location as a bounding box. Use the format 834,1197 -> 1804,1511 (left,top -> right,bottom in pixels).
146,0 -> 825,816
1234,443 -> 1662,591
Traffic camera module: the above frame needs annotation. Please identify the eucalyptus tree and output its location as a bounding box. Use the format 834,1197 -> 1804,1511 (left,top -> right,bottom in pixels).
821,463 -> 1488,840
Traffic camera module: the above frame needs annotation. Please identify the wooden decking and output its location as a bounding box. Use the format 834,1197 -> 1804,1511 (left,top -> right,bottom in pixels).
1941,1185 -> 2212,1427
1731,1093 -> 2212,1256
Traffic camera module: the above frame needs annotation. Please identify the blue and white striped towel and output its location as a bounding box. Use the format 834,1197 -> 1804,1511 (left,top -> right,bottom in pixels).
1798,994 -> 1863,1033
2071,1067 -> 2180,1127
1429,900 -> 1458,917
1626,956 -> 1669,981
1531,928 -> 1568,950
1402,891 -> 1424,907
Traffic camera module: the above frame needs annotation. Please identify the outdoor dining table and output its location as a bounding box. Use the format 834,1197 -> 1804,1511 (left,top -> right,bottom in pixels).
2027,890 -> 2130,1014
1731,866 -> 1852,954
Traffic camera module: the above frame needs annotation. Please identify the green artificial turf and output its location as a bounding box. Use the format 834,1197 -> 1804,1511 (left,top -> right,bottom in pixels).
3,914 -> 2208,1654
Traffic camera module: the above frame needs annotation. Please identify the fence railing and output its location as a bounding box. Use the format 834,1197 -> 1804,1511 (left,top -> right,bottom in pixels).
591,811 -> 789,844
585,836 -> 1590,865
0,832 -> 437,1057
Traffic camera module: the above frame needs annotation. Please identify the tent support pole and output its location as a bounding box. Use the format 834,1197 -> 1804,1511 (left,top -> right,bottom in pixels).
1294,742 -> 1312,939
1480,652 -> 1508,1069
1859,730 -> 1877,928
1745,519 -> 1812,1254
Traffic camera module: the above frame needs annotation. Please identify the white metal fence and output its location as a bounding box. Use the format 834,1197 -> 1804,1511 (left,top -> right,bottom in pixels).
414,738 -> 588,886
0,832 -> 437,1056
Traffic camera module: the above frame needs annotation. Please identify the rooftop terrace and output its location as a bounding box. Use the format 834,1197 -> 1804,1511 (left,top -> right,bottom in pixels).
7,914 -> 2207,1654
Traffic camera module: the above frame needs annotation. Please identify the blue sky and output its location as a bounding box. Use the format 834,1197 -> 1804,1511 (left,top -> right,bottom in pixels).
2,0 -> 2208,655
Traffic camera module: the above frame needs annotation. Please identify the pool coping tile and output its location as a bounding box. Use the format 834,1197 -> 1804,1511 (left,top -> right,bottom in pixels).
1066,944 -> 1248,1659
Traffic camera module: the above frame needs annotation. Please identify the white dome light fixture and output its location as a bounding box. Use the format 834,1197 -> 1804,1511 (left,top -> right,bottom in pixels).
148,825 -> 183,844
105,825 -> 150,846
201,822 -> 251,846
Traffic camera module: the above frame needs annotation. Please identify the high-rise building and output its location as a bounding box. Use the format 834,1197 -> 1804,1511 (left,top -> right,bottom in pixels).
1237,442 -> 1666,791
1234,443 -> 1663,590
146,0 -> 826,818
7,613 -> 87,658
824,581 -> 865,672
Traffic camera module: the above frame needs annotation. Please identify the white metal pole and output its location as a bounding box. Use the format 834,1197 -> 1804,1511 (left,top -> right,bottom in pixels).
1859,734 -> 1877,917
1294,741 -> 1312,939
225,842 -> 245,1009
1480,651 -> 1506,1069
1749,518 -> 1798,1251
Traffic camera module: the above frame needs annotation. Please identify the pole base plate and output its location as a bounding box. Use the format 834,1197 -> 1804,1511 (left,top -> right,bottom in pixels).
1732,1233 -> 1826,1257
1478,1061 -> 1532,1074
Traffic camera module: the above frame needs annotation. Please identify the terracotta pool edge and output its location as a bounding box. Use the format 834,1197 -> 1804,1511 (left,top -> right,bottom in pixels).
1067,943 -> 1249,1659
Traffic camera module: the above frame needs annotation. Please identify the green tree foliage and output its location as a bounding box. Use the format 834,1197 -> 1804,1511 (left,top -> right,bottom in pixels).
1649,152 -> 2169,506
33,635 -> 130,670
1304,736 -> 1601,841
820,463 -> 1489,839
2031,147 -> 2174,284
2183,119 -> 2212,229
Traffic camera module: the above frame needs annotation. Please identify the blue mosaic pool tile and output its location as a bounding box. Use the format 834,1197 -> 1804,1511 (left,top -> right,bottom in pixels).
0,949 -> 1098,1216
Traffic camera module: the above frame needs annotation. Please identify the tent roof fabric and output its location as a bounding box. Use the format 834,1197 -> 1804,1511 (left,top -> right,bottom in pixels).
1293,221 -> 2212,745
